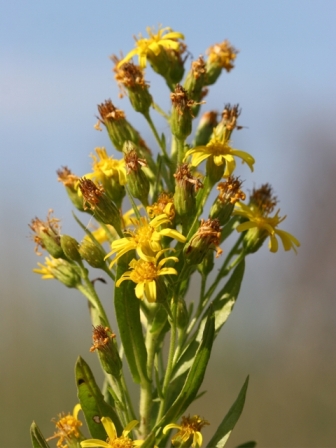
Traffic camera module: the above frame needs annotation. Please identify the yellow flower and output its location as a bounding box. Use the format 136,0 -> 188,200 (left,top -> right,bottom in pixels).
147,192 -> 175,220
86,147 -> 127,185
116,252 -> 178,302
207,40 -> 238,71
163,415 -> 209,448
118,26 -> 185,68
105,214 -> 186,267
184,127 -> 254,177
33,256 -> 81,287
47,404 -> 84,448
81,417 -> 139,448
233,201 -> 300,253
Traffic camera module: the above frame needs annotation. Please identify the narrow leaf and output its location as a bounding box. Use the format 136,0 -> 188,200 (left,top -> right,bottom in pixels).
114,251 -> 149,384
30,422 -> 50,448
172,260 -> 245,382
157,310 -> 215,430
208,376 -> 249,448
75,357 -> 122,438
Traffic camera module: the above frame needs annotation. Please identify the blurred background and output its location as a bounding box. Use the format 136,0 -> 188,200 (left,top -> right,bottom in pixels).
1,1 -> 335,446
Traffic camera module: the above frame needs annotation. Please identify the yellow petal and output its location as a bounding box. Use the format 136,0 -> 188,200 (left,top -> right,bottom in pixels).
101,417 -> 117,441
144,280 -> 157,302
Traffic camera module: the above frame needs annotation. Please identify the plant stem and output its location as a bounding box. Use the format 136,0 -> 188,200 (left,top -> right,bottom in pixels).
155,296 -> 178,424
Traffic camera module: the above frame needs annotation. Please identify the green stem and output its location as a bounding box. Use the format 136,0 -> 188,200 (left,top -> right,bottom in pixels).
204,234 -> 245,301
155,297 -> 178,424
77,281 -> 110,328
144,111 -> 168,158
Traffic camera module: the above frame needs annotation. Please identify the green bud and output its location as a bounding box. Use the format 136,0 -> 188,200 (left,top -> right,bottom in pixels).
170,85 -> 193,140
97,99 -> 145,152
57,167 -> 85,212
184,56 -> 208,116
210,177 -> 246,226
78,178 -> 122,234
124,142 -> 150,206
197,249 -> 215,277
173,164 -> 201,228
60,235 -> 81,262
79,239 -> 106,269
29,212 -> 65,259
184,219 -> 223,265
90,325 -> 122,378
192,111 -> 218,147
242,227 -> 268,254
51,259 -> 82,288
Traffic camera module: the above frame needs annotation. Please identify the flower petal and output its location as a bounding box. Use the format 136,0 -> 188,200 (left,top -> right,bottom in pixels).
101,417 -> 117,441
144,280 -> 157,302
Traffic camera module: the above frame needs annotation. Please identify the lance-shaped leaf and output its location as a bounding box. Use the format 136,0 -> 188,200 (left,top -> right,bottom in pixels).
172,260 -> 245,382
207,376 -> 249,448
75,357 -> 122,439
30,422 -> 50,448
156,310 -> 215,431
114,251 -> 149,384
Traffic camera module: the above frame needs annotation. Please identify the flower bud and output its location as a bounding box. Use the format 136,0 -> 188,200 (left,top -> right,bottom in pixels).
78,178 -> 122,234
184,219 -> 223,265
192,111 -> 218,147
197,249 -> 215,277
97,99 -> 147,153
216,103 -> 241,143
60,235 -> 81,262
29,210 -> 65,259
33,256 -> 82,288
173,164 -> 202,228
112,59 -> 152,115
184,56 -> 208,116
123,142 -> 150,206
57,167 -> 84,211
90,325 -> 122,378
79,239 -> 106,269
165,44 -> 187,85
206,40 -> 238,85
210,177 -> 246,226
170,84 -> 194,140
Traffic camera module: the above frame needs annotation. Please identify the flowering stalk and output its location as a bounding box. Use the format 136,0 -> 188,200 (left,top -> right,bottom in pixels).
29,25 -> 299,448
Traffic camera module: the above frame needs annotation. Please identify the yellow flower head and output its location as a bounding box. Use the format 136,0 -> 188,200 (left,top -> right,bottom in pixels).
33,256 -> 81,287
207,40 -> 238,72
147,192 -> 175,220
80,417 -> 139,448
233,184 -> 300,253
118,26 -> 185,68
184,126 -> 255,178
85,147 -> 127,185
105,214 -> 186,267
47,404 -> 83,448
163,415 -> 209,448
116,251 -> 178,302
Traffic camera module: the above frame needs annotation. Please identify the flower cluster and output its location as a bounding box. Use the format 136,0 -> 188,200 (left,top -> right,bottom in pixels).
30,25 -> 299,448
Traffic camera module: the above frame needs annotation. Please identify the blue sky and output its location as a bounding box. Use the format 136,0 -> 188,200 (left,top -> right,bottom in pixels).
1,1 -> 336,446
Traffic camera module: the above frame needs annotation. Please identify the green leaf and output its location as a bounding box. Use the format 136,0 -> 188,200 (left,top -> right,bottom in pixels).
30,422 -> 50,448
172,260 -> 245,382
236,441 -> 257,448
211,258 -> 245,337
157,310 -> 215,430
114,251 -> 149,384
75,357 -> 122,439
207,376 -> 250,448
